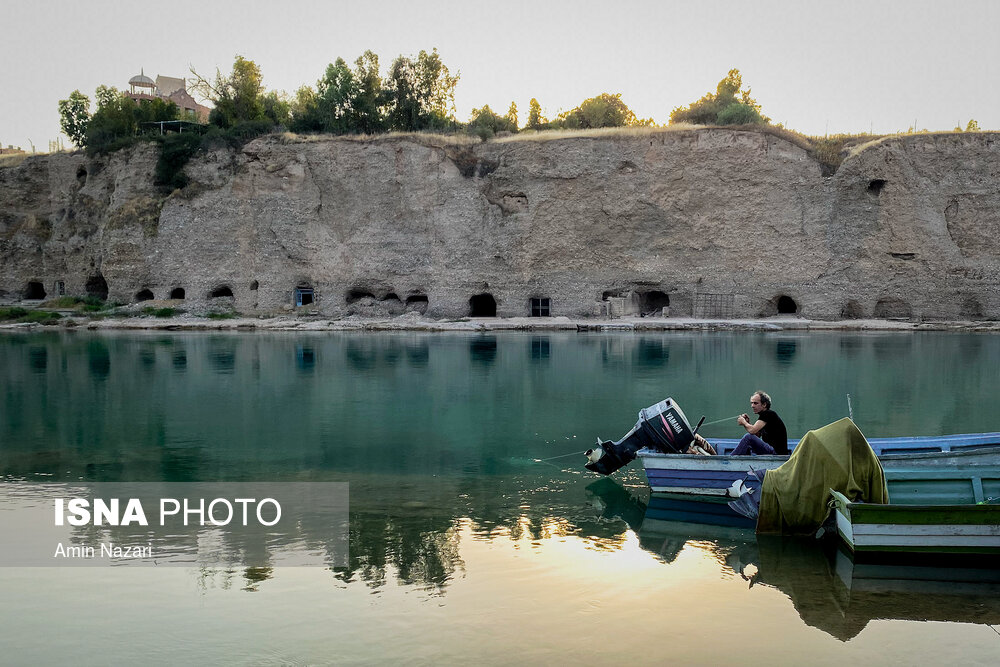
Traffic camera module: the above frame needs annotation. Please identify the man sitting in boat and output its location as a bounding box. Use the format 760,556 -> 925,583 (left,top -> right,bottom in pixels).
732,390 -> 788,455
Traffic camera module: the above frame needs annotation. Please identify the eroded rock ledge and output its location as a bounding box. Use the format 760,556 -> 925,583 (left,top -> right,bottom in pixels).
2,129 -> 998,321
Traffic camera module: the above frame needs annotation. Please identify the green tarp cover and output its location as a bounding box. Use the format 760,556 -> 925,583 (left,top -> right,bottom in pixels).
757,418 -> 888,535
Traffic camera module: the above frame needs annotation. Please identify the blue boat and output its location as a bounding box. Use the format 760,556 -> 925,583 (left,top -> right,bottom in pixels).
640,445 -> 1000,499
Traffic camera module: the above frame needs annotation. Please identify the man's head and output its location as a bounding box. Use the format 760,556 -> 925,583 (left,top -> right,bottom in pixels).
750,391 -> 771,414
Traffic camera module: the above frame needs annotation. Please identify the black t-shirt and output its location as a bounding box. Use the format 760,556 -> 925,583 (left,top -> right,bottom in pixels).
758,409 -> 788,455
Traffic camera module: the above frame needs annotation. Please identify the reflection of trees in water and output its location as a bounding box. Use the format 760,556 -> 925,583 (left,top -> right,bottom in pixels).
336,511 -> 463,592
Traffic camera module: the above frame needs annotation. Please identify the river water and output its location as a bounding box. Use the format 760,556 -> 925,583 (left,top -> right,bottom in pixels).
1,330 -> 998,665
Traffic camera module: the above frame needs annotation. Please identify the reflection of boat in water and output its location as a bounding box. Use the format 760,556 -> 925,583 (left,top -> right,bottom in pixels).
586,479 -> 1000,641
752,537 -> 1000,641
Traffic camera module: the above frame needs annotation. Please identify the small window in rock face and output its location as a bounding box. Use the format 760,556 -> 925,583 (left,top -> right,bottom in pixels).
530,297 -> 551,317
295,287 -> 314,307
868,179 -> 886,196
170,287 -> 185,299
55,281 -> 66,296
136,289 -> 154,302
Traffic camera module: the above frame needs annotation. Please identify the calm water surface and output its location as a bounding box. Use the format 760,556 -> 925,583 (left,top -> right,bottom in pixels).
1,330 -> 998,665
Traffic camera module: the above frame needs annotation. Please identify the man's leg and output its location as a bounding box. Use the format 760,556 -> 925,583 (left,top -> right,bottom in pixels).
732,433 -> 775,455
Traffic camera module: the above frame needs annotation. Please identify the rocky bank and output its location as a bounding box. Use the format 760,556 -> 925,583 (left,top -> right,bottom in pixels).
1,128 -> 998,321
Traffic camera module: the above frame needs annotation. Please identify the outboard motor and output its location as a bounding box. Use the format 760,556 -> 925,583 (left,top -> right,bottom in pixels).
586,398 -> 696,475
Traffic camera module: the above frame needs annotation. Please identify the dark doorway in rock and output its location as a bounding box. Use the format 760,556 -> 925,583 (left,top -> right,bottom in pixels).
210,286 -> 234,298
295,286 -> 315,307
170,287 -> 185,299
249,280 -> 259,291
406,294 -> 429,314
346,289 -> 376,303
86,274 -> 108,300
135,289 -> 154,302
868,179 -> 886,196
469,293 -> 497,317
24,281 -> 46,300
840,300 -> 864,319
873,297 -> 912,319
637,290 -> 670,316
776,295 -> 797,314
55,280 -> 66,296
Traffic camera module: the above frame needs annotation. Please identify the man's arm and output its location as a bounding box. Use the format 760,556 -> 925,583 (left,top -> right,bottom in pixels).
737,414 -> 766,435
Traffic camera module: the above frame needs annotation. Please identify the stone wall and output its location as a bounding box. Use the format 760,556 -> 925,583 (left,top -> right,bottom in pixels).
1,129 -> 998,320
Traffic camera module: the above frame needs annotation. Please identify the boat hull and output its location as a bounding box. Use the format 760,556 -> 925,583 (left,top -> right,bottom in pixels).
830,490 -> 1000,556
640,447 -> 1000,502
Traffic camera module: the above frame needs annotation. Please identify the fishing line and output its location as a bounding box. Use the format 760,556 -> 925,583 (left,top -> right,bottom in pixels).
699,414 -> 743,427
534,450 -> 588,462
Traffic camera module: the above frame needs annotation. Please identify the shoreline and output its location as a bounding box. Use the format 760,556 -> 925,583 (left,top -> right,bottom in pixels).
3,312 -> 1000,333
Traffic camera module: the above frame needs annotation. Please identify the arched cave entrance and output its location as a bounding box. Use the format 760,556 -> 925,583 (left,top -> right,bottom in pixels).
469,293 -> 497,317
840,300 -> 864,319
210,285 -> 234,298
406,294 -> 429,314
86,274 -> 109,301
637,290 -> 670,316
873,298 -> 912,320
135,289 -> 154,302
170,287 -> 185,300
24,281 -> 46,300
776,295 -> 798,314
868,179 -> 887,196
346,289 -> 375,304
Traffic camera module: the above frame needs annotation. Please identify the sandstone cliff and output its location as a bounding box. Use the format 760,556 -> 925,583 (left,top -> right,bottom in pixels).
1,128 -> 997,320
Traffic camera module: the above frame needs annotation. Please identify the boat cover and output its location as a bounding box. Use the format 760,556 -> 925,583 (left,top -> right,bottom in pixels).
586,398 -> 695,475
755,418 -> 888,535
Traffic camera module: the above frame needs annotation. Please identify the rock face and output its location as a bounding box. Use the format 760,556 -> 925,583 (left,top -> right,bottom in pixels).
1,129 -> 998,320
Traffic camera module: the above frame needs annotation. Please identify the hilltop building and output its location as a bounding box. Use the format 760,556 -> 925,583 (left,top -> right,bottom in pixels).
127,70 -> 210,122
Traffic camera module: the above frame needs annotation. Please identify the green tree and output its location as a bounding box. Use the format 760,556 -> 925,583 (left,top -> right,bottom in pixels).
670,69 -> 768,126
505,101 -> 518,130
352,50 -> 386,134
467,104 -> 518,140
289,85 -> 323,133
58,90 -> 91,148
191,56 -> 269,128
553,93 -> 651,129
86,86 -> 179,153
385,48 -> 459,131
526,98 -> 546,130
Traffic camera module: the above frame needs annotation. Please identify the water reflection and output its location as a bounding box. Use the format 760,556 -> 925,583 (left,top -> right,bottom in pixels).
469,337 -> 497,365
530,337 -> 550,361
587,481 -> 1000,641
87,340 -> 110,380
3,331 -> 1000,627
775,339 -> 796,364
296,345 -> 316,372
28,346 -> 47,373
634,338 -> 668,367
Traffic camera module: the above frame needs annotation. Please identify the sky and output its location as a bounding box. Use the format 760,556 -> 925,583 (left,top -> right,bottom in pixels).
2,0 -> 999,151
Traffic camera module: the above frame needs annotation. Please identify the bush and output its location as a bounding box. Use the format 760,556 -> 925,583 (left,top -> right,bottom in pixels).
717,102 -> 765,126
206,312 -> 239,320
0,307 -> 61,324
0,307 -> 29,320
156,132 -> 203,188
